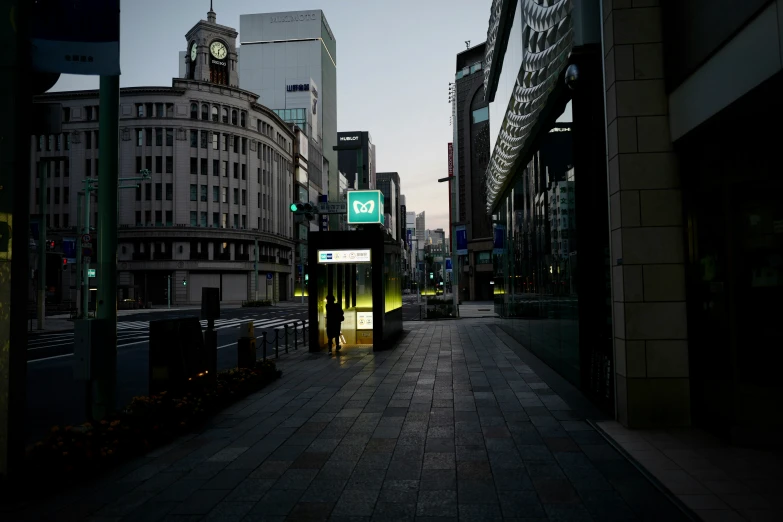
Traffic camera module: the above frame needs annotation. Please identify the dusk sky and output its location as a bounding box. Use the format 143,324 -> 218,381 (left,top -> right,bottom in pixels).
50,0 -> 567,232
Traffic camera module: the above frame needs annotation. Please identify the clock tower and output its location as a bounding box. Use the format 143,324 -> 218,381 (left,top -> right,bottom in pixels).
185,2 -> 238,87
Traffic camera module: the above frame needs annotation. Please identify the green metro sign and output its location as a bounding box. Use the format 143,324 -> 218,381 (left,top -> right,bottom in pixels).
347,190 -> 384,225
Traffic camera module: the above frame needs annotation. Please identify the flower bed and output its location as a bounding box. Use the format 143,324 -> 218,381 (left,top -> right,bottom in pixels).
24,360 -> 281,484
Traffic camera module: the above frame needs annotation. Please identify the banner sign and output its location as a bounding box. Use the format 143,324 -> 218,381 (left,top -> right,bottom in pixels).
31,0 -> 121,76
445,258 -> 453,272
493,225 -> 506,255
455,225 -> 467,256
448,143 -> 453,178
347,190 -> 384,225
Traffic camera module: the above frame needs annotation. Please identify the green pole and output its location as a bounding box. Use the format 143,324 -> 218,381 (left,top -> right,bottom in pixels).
254,237 -> 259,301
37,162 -> 47,330
83,184 -> 91,318
76,192 -> 82,317
94,75 -> 119,420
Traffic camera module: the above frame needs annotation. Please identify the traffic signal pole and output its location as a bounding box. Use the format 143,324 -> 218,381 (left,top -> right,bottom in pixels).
37,161 -> 47,330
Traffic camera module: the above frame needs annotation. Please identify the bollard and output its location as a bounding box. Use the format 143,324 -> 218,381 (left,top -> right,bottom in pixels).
285,324 -> 289,354
275,329 -> 279,359
294,321 -> 298,350
262,332 -> 267,361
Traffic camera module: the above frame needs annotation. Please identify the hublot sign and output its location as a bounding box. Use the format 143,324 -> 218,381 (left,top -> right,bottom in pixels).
339,136 -> 359,141
271,13 -> 317,23
211,59 -> 226,66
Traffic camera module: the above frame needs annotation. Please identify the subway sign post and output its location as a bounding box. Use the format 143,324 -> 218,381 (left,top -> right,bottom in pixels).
347,190 -> 384,225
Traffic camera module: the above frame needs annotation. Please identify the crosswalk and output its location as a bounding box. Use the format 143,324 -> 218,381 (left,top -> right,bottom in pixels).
116,315 -> 308,332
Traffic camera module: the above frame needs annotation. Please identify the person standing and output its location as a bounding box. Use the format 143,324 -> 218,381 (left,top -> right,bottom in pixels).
325,294 -> 344,353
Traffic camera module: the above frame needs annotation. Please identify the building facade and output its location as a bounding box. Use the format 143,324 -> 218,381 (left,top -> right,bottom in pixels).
31,8 -> 296,307
452,43 -> 493,301
337,131 -> 375,190
482,0 -> 783,444
238,10 -> 337,220
376,172 -> 401,241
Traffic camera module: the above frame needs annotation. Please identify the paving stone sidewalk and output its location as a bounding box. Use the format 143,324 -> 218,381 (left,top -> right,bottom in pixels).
9,320 -> 691,521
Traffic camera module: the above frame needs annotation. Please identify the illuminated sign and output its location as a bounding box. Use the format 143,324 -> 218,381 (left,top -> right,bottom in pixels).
347,190 -> 384,225
317,249 -> 371,264
88,268 -> 96,278
357,312 -> 373,330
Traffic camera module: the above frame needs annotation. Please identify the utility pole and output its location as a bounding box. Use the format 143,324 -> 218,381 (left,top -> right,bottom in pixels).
37,161 -> 47,329
167,275 -> 171,309
76,192 -> 83,317
300,242 -> 305,304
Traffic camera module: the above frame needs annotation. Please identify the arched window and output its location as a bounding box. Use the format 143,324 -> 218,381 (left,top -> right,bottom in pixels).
231,110 -> 237,125
211,106 -> 218,122
240,112 -> 246,127
257,119 -> 262,132
201,104 -> 209,120
222,108 -> 228,124
190,103 -> 198,119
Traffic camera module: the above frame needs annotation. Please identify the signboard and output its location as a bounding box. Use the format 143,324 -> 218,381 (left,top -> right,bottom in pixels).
82,234 -> 91,243
347,190 -> 384,225
266,273 -> 273,280
448,143 -> 454,178
87,268 -> 96,278
406,229 -> 412,250
318,201 -> 347,213
31,0 -> 121,76
357,311 -> 373,330
317,249 -> 371,264
493,225 -> 506,255
63,238 -> 76,264
445,258 -> 453,272
456,225 -> 468,256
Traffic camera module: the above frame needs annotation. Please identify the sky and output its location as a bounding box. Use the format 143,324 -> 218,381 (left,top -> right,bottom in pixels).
51,0 -> 494,232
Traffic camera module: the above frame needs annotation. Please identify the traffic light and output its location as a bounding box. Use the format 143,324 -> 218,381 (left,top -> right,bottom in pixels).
429,272 -> 434,280
290,202 -> 317,220
46,240 -> 55,251
62,257 -> 68,270
182,278 -> 187,286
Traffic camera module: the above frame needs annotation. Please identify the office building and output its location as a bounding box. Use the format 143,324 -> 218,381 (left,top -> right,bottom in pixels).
238,10 -> 337,210
337,131 -> 375,190
482,0 -> 783,444
452,42 -> 493,301
376,172 -> 401,241
31,6 -> 296,306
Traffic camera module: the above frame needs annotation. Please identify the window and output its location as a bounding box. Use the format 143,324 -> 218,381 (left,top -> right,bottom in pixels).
472,106 -> 489,124
221,187 -> 227,203
200,158 -> 207,175
233,136 -> 239,154
155,128 -> 162,146
258,168 -> 261,183
190,103 -> 198,119
212,159 -> 219,176
200,185 -> 207,202
145,103 -> 153,117
241,137 -> 247,155
85,106 -> 93,121
53,214 -> 59,228
212,134 -> 218,150
155,103 -> 163,118
145,156 -> 152,170
85,131 -> 92,149
241,164 -> 246,180
84,158 -> 91,177
155,210 -> 162,225
64,187 -> 69,204
222,134 -> 228,151
212,186 -> 219,202
241,189 -> 246,206
136,185 -> 141,201
136,156 -> 142,173
54,162 -> 60,177
135,211 -> 142,225
94,132 -> 99,149
64,161 -> 70,177
233,188 -> 239,204
233,214 -> 239,229
211,106 -> 218,122
136,104 -> 144,117
166,103 -> 174,118
190,130 -> 197,148
155,156 -> 162,172
222,108 -> 228,124
200,130 -> 208,149
166,128 -> 173,146
233,162 -> 239,179
242,215 -> 247,229
240,112 -> 246,127
231,110 -> 237,125
54,187 -> 60,204
258,192 -> 260,208
190,184 -> 197,201
221,161 -> 227,177
213,212 -> 219,227
190,157 -> 198,174
166,156 -> 173,173
137,129 -> 143,146
145,128 -> 152,145
145,210 -> 152,224
190,211 -> 197,226
145,184 -> 151,200
166,183 -> 173,201
201,104 -> 208,120
165,211 -> 172,226
62,107 -> 71,122
155,183 -> 162,201
201,212 -> 207,227
221,213 -> 227,228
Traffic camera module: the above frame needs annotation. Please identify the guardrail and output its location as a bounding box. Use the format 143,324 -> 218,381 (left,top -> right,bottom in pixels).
256,320 -> 309,361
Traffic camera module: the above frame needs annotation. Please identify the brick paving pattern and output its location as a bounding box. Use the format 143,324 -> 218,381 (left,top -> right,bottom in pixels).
12,321 -> 691,521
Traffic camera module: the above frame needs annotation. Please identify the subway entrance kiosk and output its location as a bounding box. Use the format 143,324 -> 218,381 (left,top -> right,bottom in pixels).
307,195 -> 403,351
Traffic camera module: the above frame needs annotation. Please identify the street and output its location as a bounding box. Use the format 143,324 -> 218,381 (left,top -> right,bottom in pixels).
25,299 -> 423,441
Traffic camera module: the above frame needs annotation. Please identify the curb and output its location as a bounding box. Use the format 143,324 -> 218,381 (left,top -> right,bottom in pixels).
587,419 -> 701,522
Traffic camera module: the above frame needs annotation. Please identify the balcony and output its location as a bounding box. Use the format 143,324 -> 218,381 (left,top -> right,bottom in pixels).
152,252 -> 172,261
132,252 -> 148,261
190,252 -> 209,261
235,253 -> 250,261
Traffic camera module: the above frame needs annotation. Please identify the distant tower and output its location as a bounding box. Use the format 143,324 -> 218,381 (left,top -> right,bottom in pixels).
185,2 -> 239,86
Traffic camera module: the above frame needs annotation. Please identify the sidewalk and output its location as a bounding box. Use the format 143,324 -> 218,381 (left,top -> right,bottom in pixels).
8,320 -> 691,521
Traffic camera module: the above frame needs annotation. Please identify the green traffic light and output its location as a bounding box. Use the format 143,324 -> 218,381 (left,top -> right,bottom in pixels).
182,279 -> 187,286
290,203 -> 298,212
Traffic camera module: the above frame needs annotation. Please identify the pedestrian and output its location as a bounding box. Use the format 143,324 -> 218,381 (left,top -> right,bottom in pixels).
325,294 -> 343,353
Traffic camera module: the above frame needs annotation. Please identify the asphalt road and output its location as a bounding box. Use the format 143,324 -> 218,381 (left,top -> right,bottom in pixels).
26,299 -> 422,441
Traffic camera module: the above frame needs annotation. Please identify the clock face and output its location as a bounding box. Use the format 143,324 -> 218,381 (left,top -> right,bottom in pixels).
210,41 -> 227,60
190,42 -> 197,62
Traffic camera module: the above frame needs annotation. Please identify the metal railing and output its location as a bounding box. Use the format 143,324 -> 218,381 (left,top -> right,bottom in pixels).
255,320 -> 310,361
